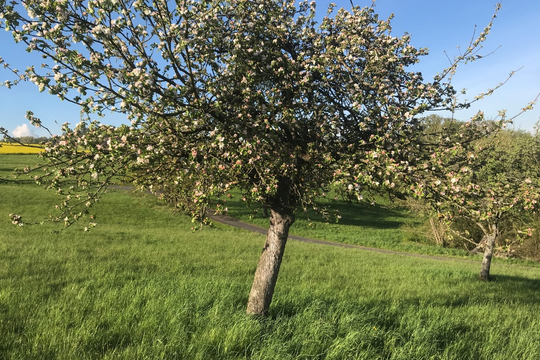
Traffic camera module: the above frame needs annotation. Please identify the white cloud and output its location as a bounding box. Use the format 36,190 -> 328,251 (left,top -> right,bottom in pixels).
12,124 -> 34,138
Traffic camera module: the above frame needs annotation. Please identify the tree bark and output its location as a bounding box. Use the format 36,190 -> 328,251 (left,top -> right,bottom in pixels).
246,206 -> 295,316
479,228 -> 497,281
246,176 -> 296,316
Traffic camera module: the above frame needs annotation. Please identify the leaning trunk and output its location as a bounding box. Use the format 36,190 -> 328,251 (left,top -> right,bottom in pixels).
246,206 -> 295,316
479,227 -> 498,281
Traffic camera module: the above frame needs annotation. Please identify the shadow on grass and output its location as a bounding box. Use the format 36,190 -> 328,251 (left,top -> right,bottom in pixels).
430,274 -> 540,308
0,165 -> 16,173
480,274 -> 540,304
307,199 -> 410,229
0,178 -> 36,184
268,273 -> 540,322
226,196 -> 412,230
266,296 -> 473,354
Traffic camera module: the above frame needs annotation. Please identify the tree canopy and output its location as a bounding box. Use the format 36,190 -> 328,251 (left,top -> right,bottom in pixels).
0,0 -> 513,315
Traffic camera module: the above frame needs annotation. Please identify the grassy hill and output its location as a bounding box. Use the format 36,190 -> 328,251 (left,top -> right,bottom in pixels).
1,154 -> 540,359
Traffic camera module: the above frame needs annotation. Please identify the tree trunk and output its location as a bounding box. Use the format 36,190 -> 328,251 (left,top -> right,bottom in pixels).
479,227 -> 498,281
246,206 -> 295,316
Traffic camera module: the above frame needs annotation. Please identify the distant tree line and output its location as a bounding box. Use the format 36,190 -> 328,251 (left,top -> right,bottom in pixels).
1,136 -> 50,144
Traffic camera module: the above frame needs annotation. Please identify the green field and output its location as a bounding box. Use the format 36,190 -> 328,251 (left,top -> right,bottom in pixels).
222,190 -> 480,259
1,154 -> 540,359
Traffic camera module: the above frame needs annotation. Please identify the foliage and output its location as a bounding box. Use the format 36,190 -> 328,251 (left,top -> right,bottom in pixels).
424,122 -> 539,236
0,0 -> 500,224
409,114 -> 540,278
386,116 -> 540,261
1,0 -> 521,311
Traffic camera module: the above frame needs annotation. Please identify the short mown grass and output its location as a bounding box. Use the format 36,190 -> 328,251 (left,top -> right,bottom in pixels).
2,154 -> 540,359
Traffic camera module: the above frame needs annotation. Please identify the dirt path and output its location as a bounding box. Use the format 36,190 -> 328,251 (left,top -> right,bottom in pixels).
110,185 -> 475,263
207,210 -> 473,263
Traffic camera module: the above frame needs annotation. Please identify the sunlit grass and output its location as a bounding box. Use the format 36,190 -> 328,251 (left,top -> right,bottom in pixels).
2,154 -> 540,358
2,184 -> 540,359
0,154 -> 43,176
220,190 -> 480,259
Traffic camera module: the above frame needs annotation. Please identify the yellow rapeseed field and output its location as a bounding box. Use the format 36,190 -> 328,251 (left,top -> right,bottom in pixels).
0,144 -> 44,154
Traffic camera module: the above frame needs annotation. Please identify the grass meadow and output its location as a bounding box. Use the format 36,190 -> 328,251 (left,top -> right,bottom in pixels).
1,154 -> 540,359
220,189 -> 504,261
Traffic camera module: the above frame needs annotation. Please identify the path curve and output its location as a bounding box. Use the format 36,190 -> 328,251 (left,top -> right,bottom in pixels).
207,210 -> 474,263
110,185 -> 476,263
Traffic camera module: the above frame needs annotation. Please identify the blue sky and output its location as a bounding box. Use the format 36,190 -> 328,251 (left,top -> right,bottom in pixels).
0,0 -> 539,137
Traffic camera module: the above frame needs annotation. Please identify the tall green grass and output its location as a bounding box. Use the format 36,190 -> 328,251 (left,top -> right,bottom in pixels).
2,154 -> 540,359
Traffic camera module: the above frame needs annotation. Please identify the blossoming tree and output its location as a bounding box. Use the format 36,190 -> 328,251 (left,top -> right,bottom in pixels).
1,0 -> 501,315
410,116 -> 540,281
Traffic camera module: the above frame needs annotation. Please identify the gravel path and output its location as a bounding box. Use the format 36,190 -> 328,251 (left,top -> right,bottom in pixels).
207,210 -> 472,262
110,185 -> 475,263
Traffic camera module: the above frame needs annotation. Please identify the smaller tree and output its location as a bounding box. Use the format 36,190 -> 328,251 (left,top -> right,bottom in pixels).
412,113 -> 540,280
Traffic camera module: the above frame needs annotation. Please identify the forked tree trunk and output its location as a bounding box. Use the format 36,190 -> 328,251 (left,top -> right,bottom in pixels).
246,206 -> 295,316
479,226 -> 498,281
